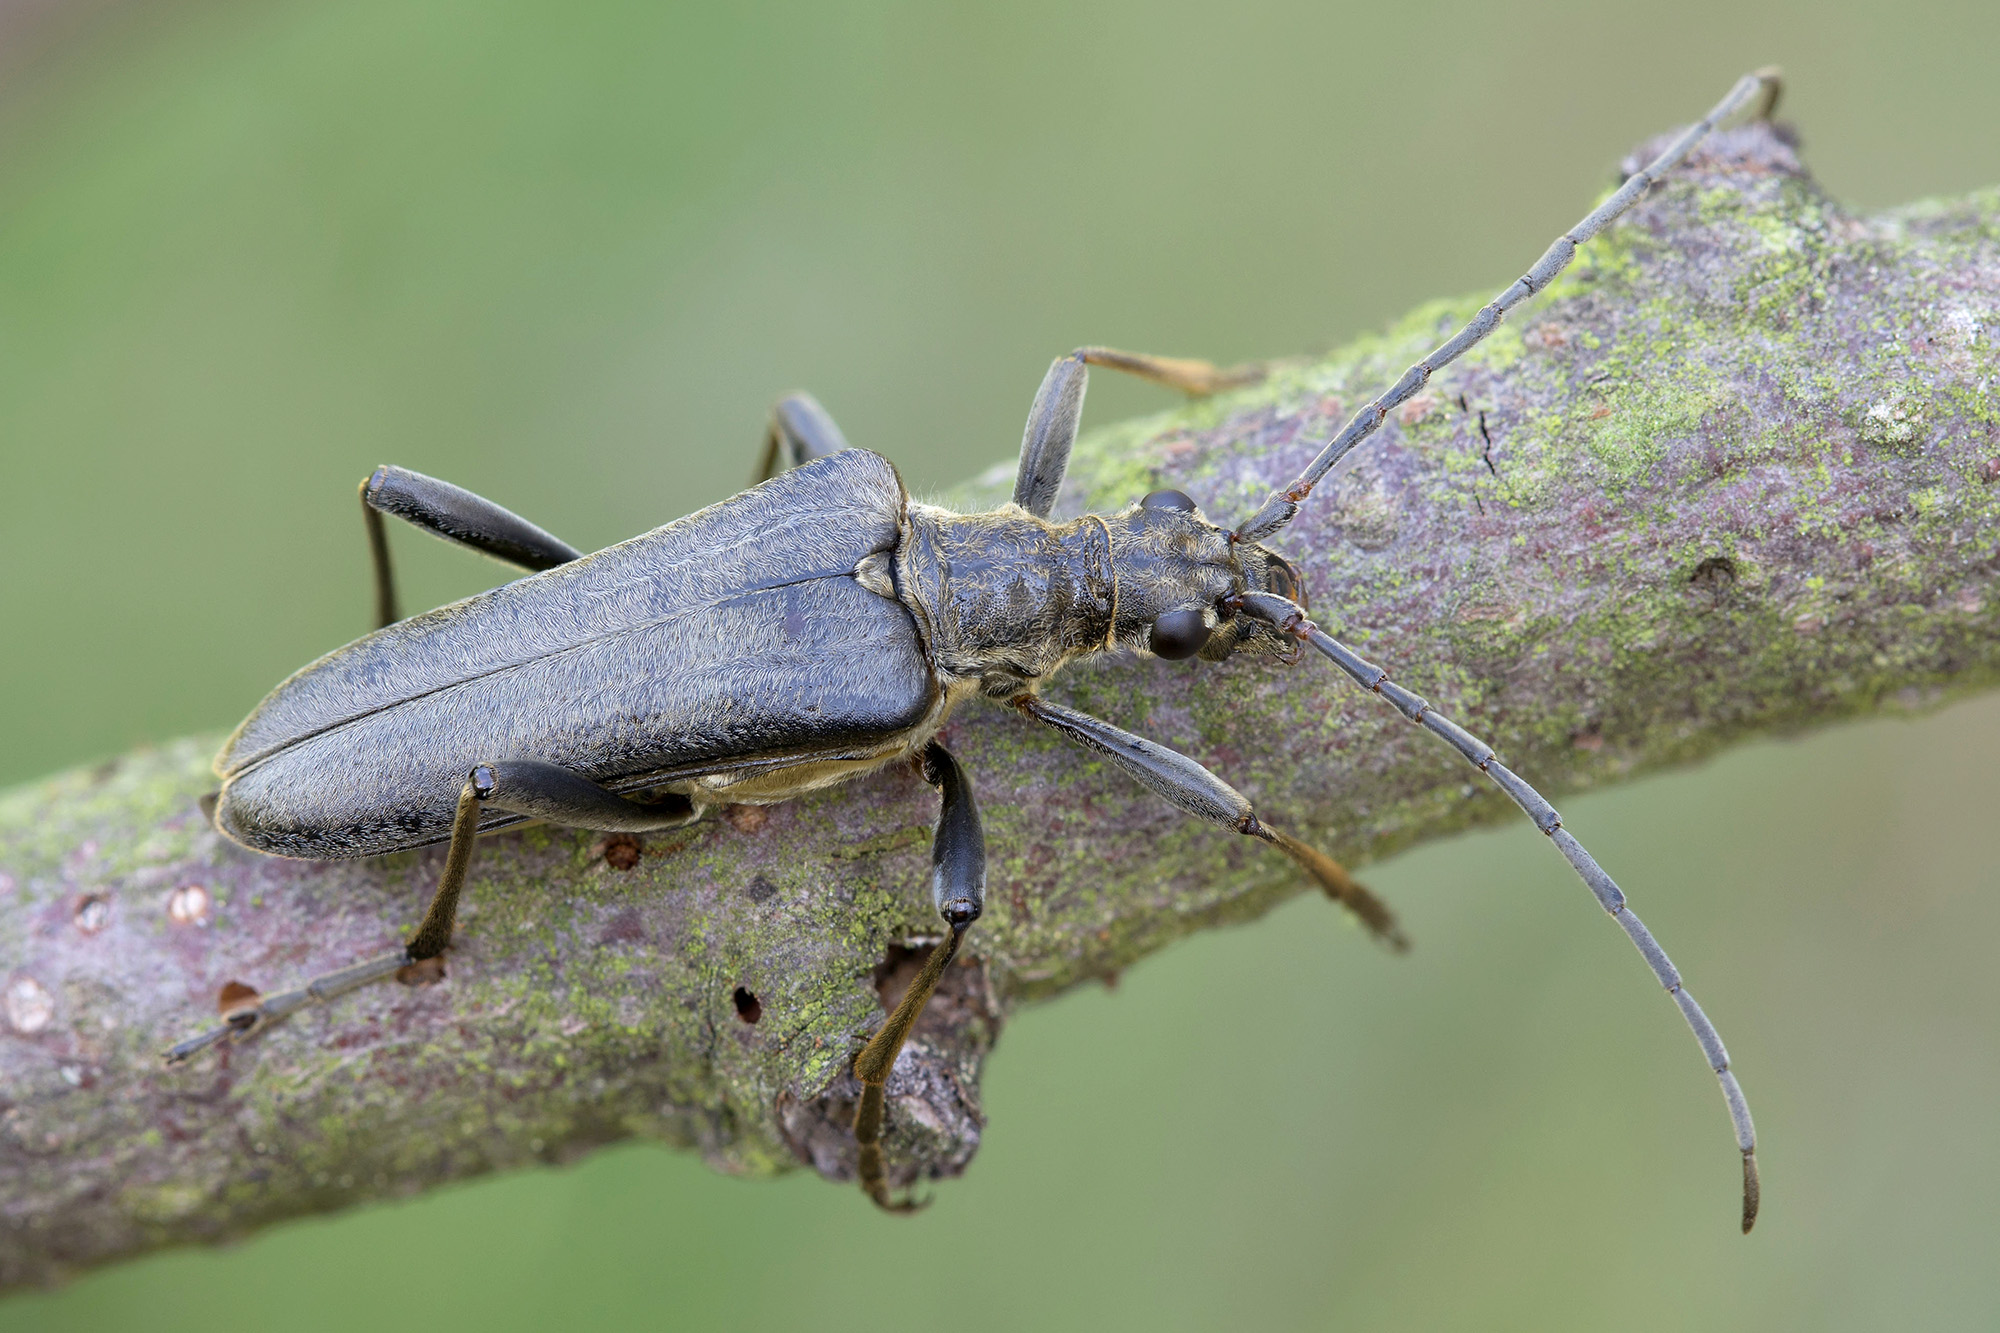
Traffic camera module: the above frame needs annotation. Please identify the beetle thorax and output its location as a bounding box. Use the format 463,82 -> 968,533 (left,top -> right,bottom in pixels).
896,499 -> 1296,697
896,503 -> 1116,695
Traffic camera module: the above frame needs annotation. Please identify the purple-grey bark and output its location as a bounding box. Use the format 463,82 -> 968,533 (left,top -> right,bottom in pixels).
4,122 -> 1998,1289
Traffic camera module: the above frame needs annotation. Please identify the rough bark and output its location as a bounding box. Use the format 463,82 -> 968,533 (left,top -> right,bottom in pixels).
5,122 -> 1999,1289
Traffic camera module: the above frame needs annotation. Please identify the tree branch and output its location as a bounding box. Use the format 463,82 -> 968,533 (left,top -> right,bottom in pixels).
5,122 -> 1998,1288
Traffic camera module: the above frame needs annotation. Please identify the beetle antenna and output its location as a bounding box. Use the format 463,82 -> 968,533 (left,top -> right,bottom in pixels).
1233,590 -> 1760,1233
1234,67 -> 1782,542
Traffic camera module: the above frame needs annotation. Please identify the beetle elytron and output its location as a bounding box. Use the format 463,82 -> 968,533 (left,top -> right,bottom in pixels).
169,69 -> 1783,1231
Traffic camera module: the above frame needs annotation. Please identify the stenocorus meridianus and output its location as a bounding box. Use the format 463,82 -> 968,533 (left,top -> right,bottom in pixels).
169,68 -> 1784,1231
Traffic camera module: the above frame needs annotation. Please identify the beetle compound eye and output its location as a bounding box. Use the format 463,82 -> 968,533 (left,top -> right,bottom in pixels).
1149,608 -> 1211,660
1141,488 -> 1197,512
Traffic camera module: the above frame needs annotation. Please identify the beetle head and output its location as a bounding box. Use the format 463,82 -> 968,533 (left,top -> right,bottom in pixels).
1107,488 -> 1309,663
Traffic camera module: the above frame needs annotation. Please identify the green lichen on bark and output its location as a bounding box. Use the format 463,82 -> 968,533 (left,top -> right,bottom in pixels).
5,122 -> 1999,1289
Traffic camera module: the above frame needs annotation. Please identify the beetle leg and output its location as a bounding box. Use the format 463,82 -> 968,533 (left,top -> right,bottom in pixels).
360,466 -> 584,628
165,763 -> 697,1064
754,392 -> 854,481
1013,694 -> 1407,950
161,950 -> 415,1063
403,761 -> 696,960
1072,346 -> 1266,396
1013,347 -> 1265,518
851,741 -> 984,1212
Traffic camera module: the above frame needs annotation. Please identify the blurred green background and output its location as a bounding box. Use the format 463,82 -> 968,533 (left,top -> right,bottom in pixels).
4,0 -> 1999,1328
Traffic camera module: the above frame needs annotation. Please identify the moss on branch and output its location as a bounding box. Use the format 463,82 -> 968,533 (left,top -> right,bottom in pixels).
5,122 -> 1999,1288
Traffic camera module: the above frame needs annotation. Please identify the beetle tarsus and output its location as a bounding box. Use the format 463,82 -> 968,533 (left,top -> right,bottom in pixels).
160,947 -> 414,1064
851,925 -> 966,1213
1258,824 -> 1411,953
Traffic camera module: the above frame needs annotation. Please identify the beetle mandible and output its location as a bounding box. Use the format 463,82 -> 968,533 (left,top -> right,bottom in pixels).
168,69 -> 1784,1231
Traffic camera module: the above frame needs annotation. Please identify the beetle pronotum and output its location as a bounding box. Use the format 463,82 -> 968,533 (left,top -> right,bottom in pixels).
168,68 -> 1784,1232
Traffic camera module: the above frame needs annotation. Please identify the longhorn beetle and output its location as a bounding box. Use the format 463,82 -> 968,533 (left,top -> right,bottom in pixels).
168,69 -> 1783,1232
